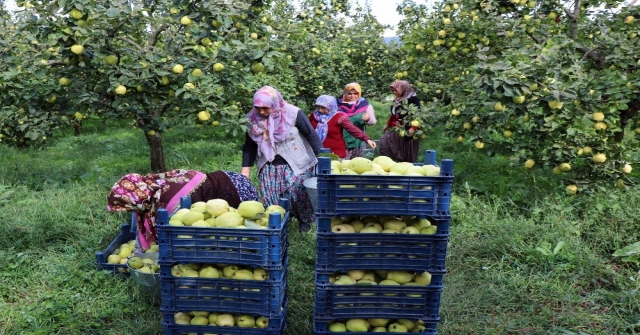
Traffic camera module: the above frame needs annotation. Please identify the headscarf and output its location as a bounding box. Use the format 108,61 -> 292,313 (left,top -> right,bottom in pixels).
337,82 -> 370,117
246,86 -> 298,161
342,82 -> 362,102
390,80 -> 417,115
312,95 -> 339,142
107,170 -> 204,249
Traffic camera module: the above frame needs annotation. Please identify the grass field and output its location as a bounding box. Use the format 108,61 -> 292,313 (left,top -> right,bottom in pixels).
1,103 -> 639,335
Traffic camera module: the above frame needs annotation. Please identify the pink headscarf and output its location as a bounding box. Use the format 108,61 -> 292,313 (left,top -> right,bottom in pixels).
390,80 -> 417,103
246,86 -> 298,161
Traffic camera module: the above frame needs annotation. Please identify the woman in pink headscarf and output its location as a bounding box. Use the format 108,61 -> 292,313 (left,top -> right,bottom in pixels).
379,80 -> 422,162
241,86 -> 322,232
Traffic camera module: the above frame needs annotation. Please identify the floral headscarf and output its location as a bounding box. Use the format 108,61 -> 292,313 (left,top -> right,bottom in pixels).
338,82 -> 370,117
312,95 -> 339,142
246,86 -> 298,161
390,80 -> 417,115
107,170 -> 203,249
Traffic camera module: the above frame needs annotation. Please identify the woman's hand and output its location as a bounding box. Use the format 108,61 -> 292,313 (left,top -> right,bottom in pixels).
408,128 -> 416,136
362,113 -> 369,122
241,167 -> 251,178
366,139 -> 377,149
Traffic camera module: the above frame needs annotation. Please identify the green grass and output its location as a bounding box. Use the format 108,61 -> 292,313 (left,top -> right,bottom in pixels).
1,117 -> 639,335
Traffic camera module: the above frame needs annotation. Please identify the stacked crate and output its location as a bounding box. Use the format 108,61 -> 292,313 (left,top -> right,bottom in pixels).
314,150 -> 453,335
156,196 -> 290,335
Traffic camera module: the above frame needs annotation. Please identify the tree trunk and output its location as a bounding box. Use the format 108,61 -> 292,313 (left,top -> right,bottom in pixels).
614,100 -> 640,142
74,120 -> 82,136
146,132 -> 166,172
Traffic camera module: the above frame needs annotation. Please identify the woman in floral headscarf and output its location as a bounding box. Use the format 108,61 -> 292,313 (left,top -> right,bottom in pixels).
379,80 -> 422,162
241,86 -> 322,232
309,95 -> 376,159
336,83 -> 377,159
107,170 -> 258,251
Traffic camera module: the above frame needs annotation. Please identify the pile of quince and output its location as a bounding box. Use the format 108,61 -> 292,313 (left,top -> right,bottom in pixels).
330,215 -> 437,235
168,199 -> 285,229
173,311 -> 270,328
329,269 -> 432,287
328,318 -> 427,332
170,262 -> 270,280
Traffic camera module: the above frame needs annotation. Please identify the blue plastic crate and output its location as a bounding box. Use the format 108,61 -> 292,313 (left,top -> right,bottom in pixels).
157,197 -> 290,269
315,270 -> 446,289
314,317 -> 438,335
161,300 -> 287,335
316,150 -> 453,217
314,284 -> 442,320
315,221 -> 449,272
94,213 -> 138,276
159,259 -> 288,317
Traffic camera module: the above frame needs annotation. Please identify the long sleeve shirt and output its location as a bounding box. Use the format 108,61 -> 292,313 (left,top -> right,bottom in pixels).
242,110 -> 322,167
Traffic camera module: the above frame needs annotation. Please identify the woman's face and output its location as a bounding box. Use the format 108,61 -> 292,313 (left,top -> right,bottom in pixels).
345,89 -> 359,101
316,106 -> 329,115
390,87 -> 402,98
254,106 -> 273,117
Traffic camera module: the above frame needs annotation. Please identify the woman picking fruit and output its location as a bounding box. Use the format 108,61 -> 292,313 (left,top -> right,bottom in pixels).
379,80 -> 422,162
107,170 -> 258,251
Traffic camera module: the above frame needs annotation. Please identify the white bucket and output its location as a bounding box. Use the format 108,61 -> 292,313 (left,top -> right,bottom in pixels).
303,177 -> 318,213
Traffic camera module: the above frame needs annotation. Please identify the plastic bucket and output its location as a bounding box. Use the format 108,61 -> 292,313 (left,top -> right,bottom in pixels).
304,177 -> 318,213
127,252 -> 161,304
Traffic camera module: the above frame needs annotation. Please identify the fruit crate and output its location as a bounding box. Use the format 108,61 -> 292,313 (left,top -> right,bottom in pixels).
157,197 -> 290,269
95,213 -> 138,276
161,300 -> 287,335
316,150 -> 453,217
314,283 -> 443,320
316,215 -> 450,235
315,270 -> 446,289
313,317 -> 438,335
315,218 -> 449,272
159,259 -> 288,317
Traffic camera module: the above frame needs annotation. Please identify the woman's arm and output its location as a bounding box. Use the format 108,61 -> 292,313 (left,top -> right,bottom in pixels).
338,115 -> 370,141
241,133 -> 257,177
296,110 -> 322,155
365,104 -> 376,125
339,115 -> 376,149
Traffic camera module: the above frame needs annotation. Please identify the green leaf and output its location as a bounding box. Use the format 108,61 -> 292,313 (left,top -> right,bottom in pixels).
106,8 -> 121,18
612,241 -> 640,257
616,103 -> 628,110
552,241 -> 565,255
536,247 -> 551,256
252,49 -> 265,60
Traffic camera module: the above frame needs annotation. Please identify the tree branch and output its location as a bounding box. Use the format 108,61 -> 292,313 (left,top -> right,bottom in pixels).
147,23 -> 170,51
46,60 -> 69,67
108,21 -> 126,38
115,36 -> 145,53
577,46 -> 604,68
572,0 -> 581,18
526,30 -> 542,44
568,0 -> 580,40
555,0 -> 575,19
